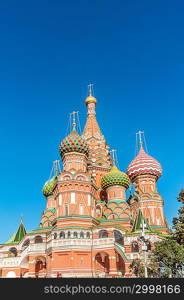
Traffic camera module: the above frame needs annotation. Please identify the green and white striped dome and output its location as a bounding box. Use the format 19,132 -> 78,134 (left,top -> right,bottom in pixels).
101,165 -> 130,190
42,176 -> 57,197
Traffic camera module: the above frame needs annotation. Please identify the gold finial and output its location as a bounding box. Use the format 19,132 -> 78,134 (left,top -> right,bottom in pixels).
85,83 -> 97,105
70,111 -> 78,129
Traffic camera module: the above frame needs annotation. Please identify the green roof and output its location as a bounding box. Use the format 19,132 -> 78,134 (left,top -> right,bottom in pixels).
5,232 -> 16,244
106,200 -> 128,207
132,209 -> 151,232
5,219 -> 26,244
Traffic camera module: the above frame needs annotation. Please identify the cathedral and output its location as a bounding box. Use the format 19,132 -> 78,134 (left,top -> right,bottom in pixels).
0,87 -> 168,278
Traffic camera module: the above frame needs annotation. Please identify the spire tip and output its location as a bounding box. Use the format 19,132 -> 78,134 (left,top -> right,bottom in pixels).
88,83 -> 94,96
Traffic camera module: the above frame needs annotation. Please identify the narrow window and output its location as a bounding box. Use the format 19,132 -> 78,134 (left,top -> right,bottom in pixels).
59,194 -> 62,206
87,194 -> 91,206
71,192 -> 75,204
73,232 -> 78,238
65,205 -> 69,216
79,204 -> 84,215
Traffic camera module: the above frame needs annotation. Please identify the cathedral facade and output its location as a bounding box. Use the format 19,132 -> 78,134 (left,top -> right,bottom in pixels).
0,89 -> 168,278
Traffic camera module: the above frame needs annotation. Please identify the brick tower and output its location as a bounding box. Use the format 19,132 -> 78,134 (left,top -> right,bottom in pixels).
127,131 -> 167,232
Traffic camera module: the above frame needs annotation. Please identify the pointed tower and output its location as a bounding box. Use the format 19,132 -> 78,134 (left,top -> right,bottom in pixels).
83,84 -> 112,187
5,219 -> 26,244
127,131 -> 168,232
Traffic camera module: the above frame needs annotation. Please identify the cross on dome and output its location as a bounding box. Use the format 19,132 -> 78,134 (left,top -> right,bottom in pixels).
85,83 -> 97,105
127,132 -> 162,181
70,111 -> 79,130
136,130 -> 144,147
88,83 -> 94,96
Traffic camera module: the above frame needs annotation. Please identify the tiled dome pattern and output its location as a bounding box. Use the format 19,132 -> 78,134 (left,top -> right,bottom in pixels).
101,165 -> 130,190
127,146 -> 162,180
59,129 -> 88,157
42,176 -> 57,197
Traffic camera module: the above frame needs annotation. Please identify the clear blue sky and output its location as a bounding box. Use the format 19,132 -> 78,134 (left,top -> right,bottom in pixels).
0,0 -> 183,243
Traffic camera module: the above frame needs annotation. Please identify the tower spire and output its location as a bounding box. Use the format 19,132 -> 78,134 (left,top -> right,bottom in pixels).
70,111 -> 79,130
136,130 -> 144,148
110,149 -> 119,168
85,83 -> 97,109
83,84 -> 102,138
88,83 -> 94,96
20,214 -> 24,224
110,149 -> 116,165
49,160 -> 61,179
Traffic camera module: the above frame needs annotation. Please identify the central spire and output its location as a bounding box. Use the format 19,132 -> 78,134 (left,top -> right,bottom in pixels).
82,84 -> 111,172
84,83 -> 97,114
83,84 -> 102,138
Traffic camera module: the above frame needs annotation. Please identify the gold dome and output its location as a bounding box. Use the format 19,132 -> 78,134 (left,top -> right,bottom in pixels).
85,95 -> 97,105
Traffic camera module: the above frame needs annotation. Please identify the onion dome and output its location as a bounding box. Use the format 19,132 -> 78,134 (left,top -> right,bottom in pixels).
101,165 -> 131,190
85,95 -> 97,105
42,176 -> 57,197
127,146 -> 162,181
59,127 -> 88,157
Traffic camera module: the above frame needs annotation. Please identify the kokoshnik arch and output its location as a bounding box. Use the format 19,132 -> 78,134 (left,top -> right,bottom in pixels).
0,86 -> 168,278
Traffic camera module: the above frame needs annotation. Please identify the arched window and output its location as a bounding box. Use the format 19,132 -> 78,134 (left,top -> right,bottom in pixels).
35,236 -> 43,244
73,232 -> 78,238
53,233 -> 57,239
146,241 -> 151,251
67,231 -> 71,239
114,230 -> 124,246
60,231 -> 65,239
131,242 -> 139,253
86,232 -> 90,239
80,232 -> 84,239
22,239 -> 30,250
76,176 -> 85,181
8,247 -> 17,257
6,271 -> 16,278
99,230 -> 108,238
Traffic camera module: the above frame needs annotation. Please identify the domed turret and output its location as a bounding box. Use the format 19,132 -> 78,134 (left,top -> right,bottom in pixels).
42,176 -> 57,197
127,146 -> 162,181
59,127 -> 88,157
85,95 -> 97,105
101,165 -> 130,190
85,83 -> 97,105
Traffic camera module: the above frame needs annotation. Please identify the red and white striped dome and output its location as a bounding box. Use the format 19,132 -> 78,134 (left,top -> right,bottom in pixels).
127,146 -> 162,181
